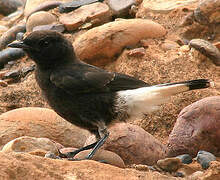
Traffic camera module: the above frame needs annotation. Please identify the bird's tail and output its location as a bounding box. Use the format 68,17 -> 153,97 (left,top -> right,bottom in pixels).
116,79 -> 212,116
153,79 -> 211,96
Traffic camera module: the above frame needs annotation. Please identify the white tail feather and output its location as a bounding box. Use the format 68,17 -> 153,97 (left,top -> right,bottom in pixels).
116,84 -> 190,117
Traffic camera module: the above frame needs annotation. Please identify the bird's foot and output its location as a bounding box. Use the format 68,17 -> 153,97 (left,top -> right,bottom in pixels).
67,157 -> 108,164
58,149 -> 79,159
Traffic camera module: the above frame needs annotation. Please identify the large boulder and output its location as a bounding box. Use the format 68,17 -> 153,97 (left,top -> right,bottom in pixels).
74,18 -> 166,66
85,123 -> 167,165
168,96 -> 220,157
0,151 -> 175,179
0,107 -> 90,150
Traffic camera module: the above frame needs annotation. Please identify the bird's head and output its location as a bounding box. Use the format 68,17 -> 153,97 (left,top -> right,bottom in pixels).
8,30 -> 75,68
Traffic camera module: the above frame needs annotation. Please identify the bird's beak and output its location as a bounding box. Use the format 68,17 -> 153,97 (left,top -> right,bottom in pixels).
8,41 -> 30,50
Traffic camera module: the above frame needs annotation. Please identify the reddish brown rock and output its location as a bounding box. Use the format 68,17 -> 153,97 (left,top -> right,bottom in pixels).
59,2 -> 110,31
157,157 -> 182,172
85,123 -> 167,165
127,47 -> 145,57
141,0 -> 197,14
1,136 -> 58,157
168,96 -> 220,157
161,40 -> 180,51
0,107 -> 90,150
0,151 -> 175,179
73,19 -> 166,66
201,161 -> 220,179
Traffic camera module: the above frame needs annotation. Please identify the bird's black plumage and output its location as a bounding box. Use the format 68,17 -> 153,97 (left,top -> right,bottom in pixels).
8,30 -> 211,160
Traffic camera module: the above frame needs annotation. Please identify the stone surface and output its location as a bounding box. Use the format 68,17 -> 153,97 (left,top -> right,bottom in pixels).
0,23 -> 26,50
59,0 -> 100,13
196,150 -> 216,170
142,0 -> 197,13
59,146 -> 125,168
194,0 -> 220,25
176,154 -> 192,164
188,171 -> 204,179
75,149 -> 125,168
0,107 -> 90,150
0,25 -> 8,35
0,151 -> 175,180
59,2 -> 110,31
168,96 -> 220,157
1,136 -> 58,157
107,0 -> 137,17
201,161 -> 220,179
26,11 -> 57,32
177,164 -> 200,177
0,48 -> 25,69
0,0 -> 23,16
127,47 -> 145,57
74,19 -> 166,66
189,39 -> 220,66
24,0 -> 69,17
161,40 -> 180,51
32,24 -> 65,33
85,123 -> 167,165
157,157 -> 182,172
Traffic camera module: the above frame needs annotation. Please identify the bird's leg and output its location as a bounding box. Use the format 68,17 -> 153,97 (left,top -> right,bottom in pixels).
58,141 -> 99,158
85,126 -> 109,160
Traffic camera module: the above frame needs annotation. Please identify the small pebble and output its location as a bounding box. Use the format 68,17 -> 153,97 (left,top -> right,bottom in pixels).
157,157 -> 182,172
0,24 -> 26,50
59,0 -> 101,13
45,152 -> 62,159
108,0 -> 137,17
189,171 -> 204,180
0,80 -> 8,87
16,32 -> 24,41
196,150 -> 216,170
0,48 -> 25,69
189,39 -> 220,66
0,0 -> 23,16
26,11 -> 57,32
127,47 -> 145,57
176,154 -> 193,164
25,1 -> 62,18
33,24 -> 65,33
174,171 -> 184,177
129,164 -> 150,171
2,69 -> 20,80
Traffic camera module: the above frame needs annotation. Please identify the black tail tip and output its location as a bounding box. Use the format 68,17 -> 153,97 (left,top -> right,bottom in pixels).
187,79 -> 210,90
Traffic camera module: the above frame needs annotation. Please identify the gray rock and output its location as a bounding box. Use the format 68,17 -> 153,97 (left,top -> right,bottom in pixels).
33,24 -> 65,33
59,0 -> 102,13
189,39 -> 220,66
107,0 -> 137,17
0,48 -> 25,69
196,150 -> 216,169
16,32 -> 25,41
0,0 -> 23,16
176,154 -> 193,164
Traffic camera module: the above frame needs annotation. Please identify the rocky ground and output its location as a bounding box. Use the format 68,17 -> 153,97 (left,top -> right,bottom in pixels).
0,0 -> 220,179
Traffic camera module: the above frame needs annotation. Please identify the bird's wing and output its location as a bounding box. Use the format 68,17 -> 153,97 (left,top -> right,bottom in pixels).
50,65 -> 149,94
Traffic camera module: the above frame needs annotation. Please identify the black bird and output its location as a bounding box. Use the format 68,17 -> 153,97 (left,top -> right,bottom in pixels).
8,30 -> 212,160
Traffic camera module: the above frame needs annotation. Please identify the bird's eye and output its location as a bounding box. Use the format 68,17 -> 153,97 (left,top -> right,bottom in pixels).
39,40 -> 49,47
